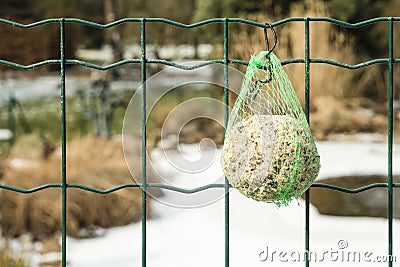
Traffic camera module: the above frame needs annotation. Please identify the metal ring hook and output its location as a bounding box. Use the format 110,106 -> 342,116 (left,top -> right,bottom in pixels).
264,22 -> 277,57
250,22 -> 277,99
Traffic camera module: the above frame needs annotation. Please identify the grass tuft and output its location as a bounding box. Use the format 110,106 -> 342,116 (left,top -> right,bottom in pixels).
0,135 -> 160,240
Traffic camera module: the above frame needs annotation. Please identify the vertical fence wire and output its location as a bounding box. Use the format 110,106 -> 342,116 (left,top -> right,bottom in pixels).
59,18 -> 68,267
223,18 -> 230,267
304,17 -> 311,267
140,18 -> 147,267
387,17 -> 394,267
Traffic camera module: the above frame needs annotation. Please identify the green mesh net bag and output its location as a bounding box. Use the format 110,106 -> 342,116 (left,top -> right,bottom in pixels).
221,51 -> 320,206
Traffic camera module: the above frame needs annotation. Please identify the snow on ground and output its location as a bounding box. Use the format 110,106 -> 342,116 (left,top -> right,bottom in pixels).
76,44 -> 213,62
0,129 -> 12,140
67,139 -> 400,267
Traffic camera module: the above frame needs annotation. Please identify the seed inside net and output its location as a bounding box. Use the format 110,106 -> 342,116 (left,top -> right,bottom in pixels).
222,114 -> 320,206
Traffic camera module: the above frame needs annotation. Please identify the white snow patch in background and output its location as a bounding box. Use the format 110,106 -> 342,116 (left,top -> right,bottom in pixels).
0,129 -> 12,140
317,141 -> 396,179
63,139 -> 400,267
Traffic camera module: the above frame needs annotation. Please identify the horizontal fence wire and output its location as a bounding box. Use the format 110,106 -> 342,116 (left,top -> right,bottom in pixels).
0,58 -> 395,70
0,16 -> 400,70
0,16 -> 399,267
1,182 -> 400,194
1,16 -> 400,28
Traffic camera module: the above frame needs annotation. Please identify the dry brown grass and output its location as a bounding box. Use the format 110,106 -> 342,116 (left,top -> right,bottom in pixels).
232,0 -> 358,105
310,96 -> 387,139
0,247 -> 25,267
230,0 -> 388,138
0,135 -> 160,240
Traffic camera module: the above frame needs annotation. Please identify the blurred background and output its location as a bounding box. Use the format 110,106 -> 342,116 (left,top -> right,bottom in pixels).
0,0 -> 399,143
0,0 -> 400,266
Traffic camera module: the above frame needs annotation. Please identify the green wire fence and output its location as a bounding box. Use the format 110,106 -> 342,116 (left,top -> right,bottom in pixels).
0,17 -> 399,267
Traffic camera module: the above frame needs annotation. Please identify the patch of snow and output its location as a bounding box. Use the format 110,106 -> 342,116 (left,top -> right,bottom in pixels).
38,252 -> 61,266
0,129 -> 12,140
7,158 -> 39,169
77,44 -> 213,62
317,141 -> 397,180
65,139 -> 400,267
0,76 -> 136,104
328,133 -> 387,143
